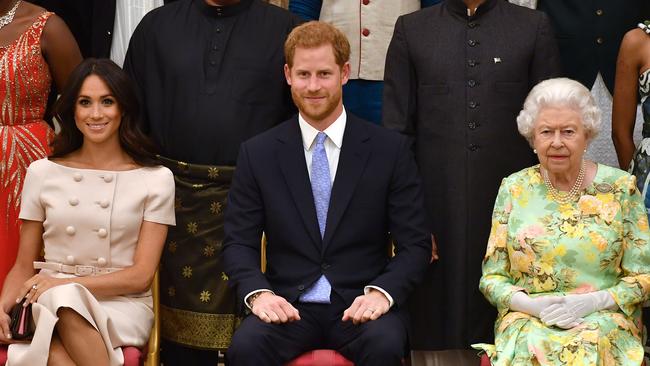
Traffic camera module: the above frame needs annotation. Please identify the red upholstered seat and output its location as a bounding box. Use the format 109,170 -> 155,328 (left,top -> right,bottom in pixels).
480,353 -> 490,366
286,350 -> 354,366
123,346 -> 145,365
0,344 -> 144,366
0,345 -> 6,365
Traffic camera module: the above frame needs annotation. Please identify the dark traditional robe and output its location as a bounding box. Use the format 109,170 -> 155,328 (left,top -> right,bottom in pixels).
124,0 -> 299,351
124,0 -> 298,166
537,0 -> 650,93
382,0 -> 562,349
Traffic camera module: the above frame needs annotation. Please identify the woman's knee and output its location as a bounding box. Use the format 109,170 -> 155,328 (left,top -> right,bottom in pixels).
55,307 -> 93,333
56,307 -> 79,319
56,307 -> 77,323
48,336 -> 73,366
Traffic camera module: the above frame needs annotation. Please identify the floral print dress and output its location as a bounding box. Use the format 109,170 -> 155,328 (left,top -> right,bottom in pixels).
473,164 -> 650,365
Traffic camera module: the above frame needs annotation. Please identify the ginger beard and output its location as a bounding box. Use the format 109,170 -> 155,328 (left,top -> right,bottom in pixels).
290,84 -> 342,124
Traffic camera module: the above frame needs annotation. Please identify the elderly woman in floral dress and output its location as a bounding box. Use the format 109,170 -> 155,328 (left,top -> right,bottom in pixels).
473,78 -> 650,365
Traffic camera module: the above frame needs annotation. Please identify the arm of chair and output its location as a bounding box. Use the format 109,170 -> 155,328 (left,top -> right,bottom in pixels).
261,233 -> 267,273
144,270 -> 160,366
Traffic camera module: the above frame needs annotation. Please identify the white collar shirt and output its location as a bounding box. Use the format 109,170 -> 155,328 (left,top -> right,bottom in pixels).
299,109 -> 346,184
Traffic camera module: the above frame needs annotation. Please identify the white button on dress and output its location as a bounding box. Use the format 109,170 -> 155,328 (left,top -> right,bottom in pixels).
97,228 -> 108,238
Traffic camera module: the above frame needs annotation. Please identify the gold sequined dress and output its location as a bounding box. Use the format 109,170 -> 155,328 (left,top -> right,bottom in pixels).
0,12 -> 55,290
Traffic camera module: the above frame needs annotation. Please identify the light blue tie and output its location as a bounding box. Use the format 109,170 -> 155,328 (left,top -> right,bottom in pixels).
300,132 -> 332,304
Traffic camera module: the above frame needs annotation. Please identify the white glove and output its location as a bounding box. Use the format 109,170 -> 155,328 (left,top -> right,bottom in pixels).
540,291 -> 618,329
509,291 -> 563,318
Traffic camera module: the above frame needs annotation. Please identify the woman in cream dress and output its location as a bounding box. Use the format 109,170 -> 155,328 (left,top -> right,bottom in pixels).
0,58 -> 175,366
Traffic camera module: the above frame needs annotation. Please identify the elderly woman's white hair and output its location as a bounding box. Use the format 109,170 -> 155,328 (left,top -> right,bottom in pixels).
516,77 -> 601,146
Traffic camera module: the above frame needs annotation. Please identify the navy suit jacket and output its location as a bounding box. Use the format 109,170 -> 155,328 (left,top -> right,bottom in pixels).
223,114 -> 431,310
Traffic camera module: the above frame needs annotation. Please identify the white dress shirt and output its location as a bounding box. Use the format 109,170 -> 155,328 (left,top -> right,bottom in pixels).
110,0 -> 164,67
298,109 -> 345,183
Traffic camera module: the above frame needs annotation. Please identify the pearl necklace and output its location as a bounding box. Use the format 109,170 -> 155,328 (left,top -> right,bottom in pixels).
0,1 -> 20,31
542,160 -> 586,204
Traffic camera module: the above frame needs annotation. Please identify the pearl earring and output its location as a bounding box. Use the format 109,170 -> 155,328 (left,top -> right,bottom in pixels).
533,149 -> 537,154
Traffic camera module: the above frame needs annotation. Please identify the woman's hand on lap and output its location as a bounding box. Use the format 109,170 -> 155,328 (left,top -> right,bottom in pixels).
19,274 -> 68,305
0,309 -> 11,343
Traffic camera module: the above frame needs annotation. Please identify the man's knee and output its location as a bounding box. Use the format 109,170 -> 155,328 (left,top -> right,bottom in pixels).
357,318 -> 406,359
226,317 -> 274,363
228,326 -> 264,355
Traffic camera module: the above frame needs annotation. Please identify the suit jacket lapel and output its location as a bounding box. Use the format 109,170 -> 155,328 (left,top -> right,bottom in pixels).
322,117 -> 370,252
277,119 -> 322,249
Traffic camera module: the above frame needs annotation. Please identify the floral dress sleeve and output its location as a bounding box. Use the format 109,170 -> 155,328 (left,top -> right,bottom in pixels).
480,177 -> 525,316
606,175 -> 650,316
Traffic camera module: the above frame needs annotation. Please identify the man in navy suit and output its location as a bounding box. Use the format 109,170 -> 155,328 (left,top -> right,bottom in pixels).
222,21 -> 431,366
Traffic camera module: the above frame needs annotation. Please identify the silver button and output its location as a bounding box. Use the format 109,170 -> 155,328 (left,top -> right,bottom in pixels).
100,200 -> 110,208
65,255 -> 75,264
98,228 -> 108,238
66,226 -> 76,235
103,175 -> 113,183
73,173 -> 83,182
69,197 -> 79,206
97,257 -> 107,267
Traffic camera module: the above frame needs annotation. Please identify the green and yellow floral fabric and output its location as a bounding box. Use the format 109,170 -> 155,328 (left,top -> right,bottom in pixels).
474,164 -> 650,365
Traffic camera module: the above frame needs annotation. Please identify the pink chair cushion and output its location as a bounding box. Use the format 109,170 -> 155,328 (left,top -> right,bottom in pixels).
480,354 -> 490,366
0,344 -> 144,366
286,350 -> 353,366
123,346 -> 144,366
0,344 -> 142,366
0,345 -> 7,365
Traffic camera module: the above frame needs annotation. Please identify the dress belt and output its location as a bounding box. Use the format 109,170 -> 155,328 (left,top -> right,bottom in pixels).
33,261 -> 122,276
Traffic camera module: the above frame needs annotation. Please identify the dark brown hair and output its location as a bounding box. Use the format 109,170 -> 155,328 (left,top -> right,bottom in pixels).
284,21 -> 350,69
50,58 -> 159,166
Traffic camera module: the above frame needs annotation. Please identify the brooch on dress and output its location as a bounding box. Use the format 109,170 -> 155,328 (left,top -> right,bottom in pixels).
595,183 -> 613,193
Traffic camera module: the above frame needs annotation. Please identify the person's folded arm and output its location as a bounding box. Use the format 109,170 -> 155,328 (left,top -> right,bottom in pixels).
20,221 -> 169,305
